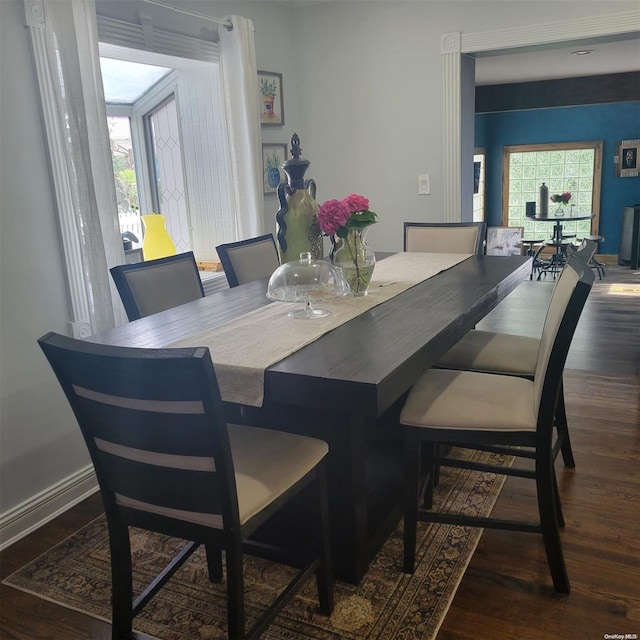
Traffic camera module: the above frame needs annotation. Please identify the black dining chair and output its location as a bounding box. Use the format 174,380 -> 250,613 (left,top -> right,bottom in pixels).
403,221 -> 486,255
110,251 -> 205,321
400,255 -> 594,593
216,234 -> 280,288
38,332 -> 334,640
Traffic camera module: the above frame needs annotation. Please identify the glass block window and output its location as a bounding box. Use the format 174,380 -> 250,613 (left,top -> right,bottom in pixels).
503,142 -> 602,240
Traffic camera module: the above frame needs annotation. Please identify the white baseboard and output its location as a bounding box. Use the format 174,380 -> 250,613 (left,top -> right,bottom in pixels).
0,465 -> 98,551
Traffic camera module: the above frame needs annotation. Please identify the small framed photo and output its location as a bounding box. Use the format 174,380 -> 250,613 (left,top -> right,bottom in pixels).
262,143 -> 287,194
615,139 -> 640,178
258,71 -> 284,126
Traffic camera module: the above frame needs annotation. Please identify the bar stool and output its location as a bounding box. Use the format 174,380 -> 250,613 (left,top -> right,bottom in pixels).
521,237 -> 545,280
577,235 -> 606,279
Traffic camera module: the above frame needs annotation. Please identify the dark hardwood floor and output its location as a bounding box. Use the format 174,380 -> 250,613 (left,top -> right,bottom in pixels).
1,264 -> 638,640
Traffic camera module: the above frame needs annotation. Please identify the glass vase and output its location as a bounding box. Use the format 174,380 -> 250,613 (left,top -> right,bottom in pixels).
554,202 -> 565,216
332,228 -> 376,296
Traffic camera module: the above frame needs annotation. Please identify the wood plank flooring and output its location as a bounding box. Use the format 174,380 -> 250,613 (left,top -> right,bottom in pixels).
1,265 -> 638,640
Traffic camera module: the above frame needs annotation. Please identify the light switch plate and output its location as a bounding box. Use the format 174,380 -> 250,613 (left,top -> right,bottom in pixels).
418,174 -> 430,195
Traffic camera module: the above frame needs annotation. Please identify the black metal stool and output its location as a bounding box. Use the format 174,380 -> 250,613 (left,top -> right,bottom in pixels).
577,235 -> 606,279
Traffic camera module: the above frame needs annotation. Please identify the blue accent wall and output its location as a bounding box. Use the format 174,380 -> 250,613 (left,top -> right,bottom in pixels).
476,102 -> 640,254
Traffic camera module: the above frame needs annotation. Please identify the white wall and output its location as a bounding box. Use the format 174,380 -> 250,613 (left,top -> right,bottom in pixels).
1,0 -> 638,547
291,0 -> 639,251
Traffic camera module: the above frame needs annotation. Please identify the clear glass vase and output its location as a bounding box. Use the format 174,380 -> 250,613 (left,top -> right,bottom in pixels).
332,227 -> 376,296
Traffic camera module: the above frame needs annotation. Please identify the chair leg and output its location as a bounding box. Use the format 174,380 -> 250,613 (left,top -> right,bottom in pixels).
225,542 -> 245,639
552,466 -> 565,528
554,382 -> 575,468
403,428 -> 423,574
315,463 -> 334,616
204,543 -> 223,583
536,454 -> 570,593
108,520 -> 133,640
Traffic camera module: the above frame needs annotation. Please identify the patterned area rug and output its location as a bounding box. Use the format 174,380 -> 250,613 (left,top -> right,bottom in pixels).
3,449 -> 512,640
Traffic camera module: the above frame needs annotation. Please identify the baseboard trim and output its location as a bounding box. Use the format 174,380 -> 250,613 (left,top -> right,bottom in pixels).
0,466 -> 98,551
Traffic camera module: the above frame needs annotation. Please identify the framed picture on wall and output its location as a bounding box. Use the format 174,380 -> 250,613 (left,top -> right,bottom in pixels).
262,143 -> 287,194
615,139 -> 640,178
258,71 -> 284,126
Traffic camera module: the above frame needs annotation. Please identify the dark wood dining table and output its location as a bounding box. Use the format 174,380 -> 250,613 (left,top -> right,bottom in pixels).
89,254 -> 531,584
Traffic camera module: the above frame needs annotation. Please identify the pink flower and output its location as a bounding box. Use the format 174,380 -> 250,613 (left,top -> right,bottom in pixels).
562,192 -> 572,202
343,193 -> 369,213
317,199 -> 351,235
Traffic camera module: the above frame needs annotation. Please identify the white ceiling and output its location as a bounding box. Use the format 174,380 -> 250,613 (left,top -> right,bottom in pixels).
475,36 -> 640,85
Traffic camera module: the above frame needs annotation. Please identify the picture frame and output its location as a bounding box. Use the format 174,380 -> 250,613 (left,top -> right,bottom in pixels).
258,71 -> 284,126
615,139 -> 640,178
485,226 -> 524,256
262,143 -> 287,194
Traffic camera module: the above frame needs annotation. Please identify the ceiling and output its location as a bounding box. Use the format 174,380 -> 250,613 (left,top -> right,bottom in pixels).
475,36 -> 640,85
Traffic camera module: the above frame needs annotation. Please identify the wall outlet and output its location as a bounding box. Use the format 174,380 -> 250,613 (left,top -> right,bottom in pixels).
418,174 -> 431,195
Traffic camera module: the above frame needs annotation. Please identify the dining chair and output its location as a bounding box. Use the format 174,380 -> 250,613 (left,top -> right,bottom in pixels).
403,221 -> 486,255
485,226 -> 524,256
435,243 -> 596,469
216,234 -> 280,288
400,255 -> 594,593
110,251 -> 205,321
38,333 -> 334,640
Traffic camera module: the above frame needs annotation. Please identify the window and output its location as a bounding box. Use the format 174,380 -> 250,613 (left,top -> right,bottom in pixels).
100,44 -> 232,262
502,141 -> 602,239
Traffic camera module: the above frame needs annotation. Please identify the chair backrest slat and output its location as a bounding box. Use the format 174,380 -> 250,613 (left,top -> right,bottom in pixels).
404,222 -> 486,255
110,251 -> 205,321
216,234 -> 280,287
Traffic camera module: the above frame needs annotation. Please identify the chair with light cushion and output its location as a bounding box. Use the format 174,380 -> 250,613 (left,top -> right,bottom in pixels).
400,255 -> 594,593
216,234 -> 280,288
403,221 -> 486,255
110,251 -> 205,321
436,241 -> 597,469
38,333 -> 333,640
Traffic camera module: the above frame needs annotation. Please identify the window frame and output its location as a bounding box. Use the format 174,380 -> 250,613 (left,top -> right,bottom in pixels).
502,141 -> 603,236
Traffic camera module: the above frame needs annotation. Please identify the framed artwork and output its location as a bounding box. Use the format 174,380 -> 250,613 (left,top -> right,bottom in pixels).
486,226 -> 524,256
262,143 -> 287,194
258,71 -> 284,126
615,139 -> 640,177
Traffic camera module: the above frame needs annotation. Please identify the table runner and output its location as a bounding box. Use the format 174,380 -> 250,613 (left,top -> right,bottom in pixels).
171,252 -> 470,406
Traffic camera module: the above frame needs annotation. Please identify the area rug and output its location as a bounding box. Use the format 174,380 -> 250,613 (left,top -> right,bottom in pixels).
3,448 -> 512,640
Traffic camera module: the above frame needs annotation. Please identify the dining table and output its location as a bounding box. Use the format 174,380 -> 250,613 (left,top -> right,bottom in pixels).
89,253 -> 531,584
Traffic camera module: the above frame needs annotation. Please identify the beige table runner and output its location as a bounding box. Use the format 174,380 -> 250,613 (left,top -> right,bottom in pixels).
171,252 -> 470,406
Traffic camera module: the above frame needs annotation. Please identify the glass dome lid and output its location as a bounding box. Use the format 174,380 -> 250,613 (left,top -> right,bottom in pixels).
267,252 -> 349,319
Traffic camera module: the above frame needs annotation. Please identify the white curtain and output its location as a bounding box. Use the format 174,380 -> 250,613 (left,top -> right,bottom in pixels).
219,16 -> 264,239
25,0 -> 126,335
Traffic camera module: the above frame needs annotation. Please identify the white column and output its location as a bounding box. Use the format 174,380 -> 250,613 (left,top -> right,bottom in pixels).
441,32 -> 461,223
24,0 -> 92,337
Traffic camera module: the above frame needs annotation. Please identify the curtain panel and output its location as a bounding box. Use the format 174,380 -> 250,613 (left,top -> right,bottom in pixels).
219,16 -> 264,240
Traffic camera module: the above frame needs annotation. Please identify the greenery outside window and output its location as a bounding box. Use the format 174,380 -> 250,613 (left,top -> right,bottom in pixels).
502,141 -> 603,239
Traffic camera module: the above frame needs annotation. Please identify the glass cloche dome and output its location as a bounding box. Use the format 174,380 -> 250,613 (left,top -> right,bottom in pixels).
267,252 -> 349,319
